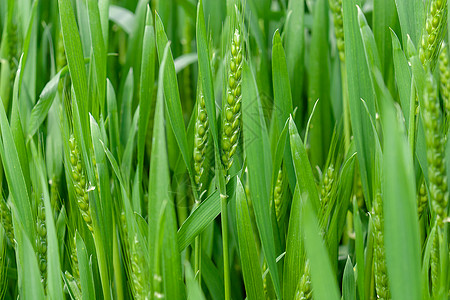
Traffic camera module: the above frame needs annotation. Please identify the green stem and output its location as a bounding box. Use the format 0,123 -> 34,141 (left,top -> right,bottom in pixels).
93,233 -> 111,300
194,197 -> 201,285
215,150 -> 230,300
408,76 -> 416,159
221,192 -> 230,300
341,62 -> 350,152
113,224 -> 124,300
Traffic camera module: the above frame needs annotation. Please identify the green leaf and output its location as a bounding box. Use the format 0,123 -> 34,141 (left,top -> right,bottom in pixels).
382,100 -> 421,300
87,0 -> 107,113
138,6 -> 156,193
391,30 -> 412,125
235,177 -> 265,300
27,71 -> 60,138
242,61 -> 281,298
109,5 -> 135,34
76,232 -> 96,300
177,177 -> 236,251
343,0 -> 376,209
283,184 -> 302,300
185,261 -> 206,300
373,0 -> 397,93
196,0 -> 218,152
107,79 -> 122,161
283,0 -> 304,122
120,68 -> 134,147
300,193 -> 340,300
307,0 -> 332,168
155,12 -> 194,189
0,95 -> 33,238
353,198 -> 365,300
201,252 -> 225,300
394,0 -> 423,47
148,40 -> 170,282
288,117 -> 320,212
12,214 -> 45,300
90,115 -> 114,273
284,117 -> 320,300
272,30 -> 296,190
272,30 -> 293,132
29,142 -> 64,299
11,58 -> 32,197
148,42 -> 184,299
342,257 -> 356,300
58,0 -> 89,145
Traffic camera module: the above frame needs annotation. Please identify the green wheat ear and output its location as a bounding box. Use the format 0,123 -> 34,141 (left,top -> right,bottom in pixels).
373,192 -> 390,300
69,134 -> 93,233
6,19 -> 18,84
423,74 -> 448,227
221,28 -> 243,171
439,43 -> 450,115
430,228 -> 440,297
36,196 -> 47,288
130,234 -> 150,299
417,179 -> 428,219
320,165 -> 335,215
274,167 -> 284,221
295,260 -> 312,300
69,235 -> 81,290
193,89 -> 211,193
0,198 -> 14,247
329,0 -> 345,62
419,0 -> 448,70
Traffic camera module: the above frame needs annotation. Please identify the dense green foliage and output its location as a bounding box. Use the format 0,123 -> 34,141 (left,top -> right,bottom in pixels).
0,0 -> 449,299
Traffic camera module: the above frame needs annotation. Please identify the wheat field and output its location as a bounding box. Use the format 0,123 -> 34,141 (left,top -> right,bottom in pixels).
0,0 -> 449,299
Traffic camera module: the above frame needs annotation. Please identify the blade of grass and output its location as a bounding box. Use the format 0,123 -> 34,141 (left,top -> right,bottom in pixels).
300,192 -> 340,300
342,256 -> 356,300
0,96 -> 33,238
177,176 -> 236,251
87,0 -> 107,114
272,30 -> 296,190
382,99 -> 421,300
27,70 -> 61,138
394,0 -> 423,47
138,6 -> 155,197
76,232 -> 96,300
12,213 -> 45,300
307,0 -> 332,169
343,0 -> 376,209
148,43 -> 184,299
155,12 -> 196,198
242,61 -> 281,298
235,176 -> 265,300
